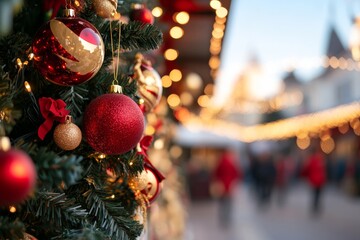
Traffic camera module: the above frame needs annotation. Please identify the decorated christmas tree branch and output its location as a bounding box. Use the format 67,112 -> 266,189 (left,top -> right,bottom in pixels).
53,224 -> 109,240
0,216 -> 25,240
83,187 -> 143,240
103,150 -> 144,178
60,86 -> 89,118
32,148 -> 84,189
0,67 -> 21,132
106,21 -> 162,51
24,192 -> 88,235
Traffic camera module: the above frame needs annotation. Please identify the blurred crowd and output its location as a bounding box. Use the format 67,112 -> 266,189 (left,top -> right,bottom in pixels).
187,139 -> 360,228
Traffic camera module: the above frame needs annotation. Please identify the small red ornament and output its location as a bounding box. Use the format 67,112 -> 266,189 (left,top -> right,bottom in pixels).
130,4 -> 154,24
83,89 -> 144,155
0,138 -> 37,206
32,9 -> 105,86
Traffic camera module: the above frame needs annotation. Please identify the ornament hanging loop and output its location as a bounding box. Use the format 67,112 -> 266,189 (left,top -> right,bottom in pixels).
109,84 -> 123,93
64,9 -> 75,17
64,0 -> 75,17
0,136 -> 11,152
65,115 -> 72,124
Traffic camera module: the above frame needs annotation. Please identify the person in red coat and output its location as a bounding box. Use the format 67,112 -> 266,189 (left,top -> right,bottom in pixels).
302,147 -> 327,215
211,149 -> 241,227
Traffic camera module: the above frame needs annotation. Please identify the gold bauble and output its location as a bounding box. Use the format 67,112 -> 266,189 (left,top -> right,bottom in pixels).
53,115 -> 82,151
129,170 -> 148,191
93,0 -> 118,18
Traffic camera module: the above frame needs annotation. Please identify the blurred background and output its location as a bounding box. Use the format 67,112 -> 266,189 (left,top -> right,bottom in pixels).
2,0 -> 360,239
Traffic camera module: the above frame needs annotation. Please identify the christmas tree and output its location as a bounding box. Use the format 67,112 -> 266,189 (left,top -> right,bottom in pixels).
0,0 -> 164,239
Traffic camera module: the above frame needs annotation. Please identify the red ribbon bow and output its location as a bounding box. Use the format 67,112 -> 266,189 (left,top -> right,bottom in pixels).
138,135 -> 165,181
38,97 -> 69,140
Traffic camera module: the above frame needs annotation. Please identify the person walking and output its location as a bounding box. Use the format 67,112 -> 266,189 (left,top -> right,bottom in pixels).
302,147 -> 327,215
211,149 -> 241,227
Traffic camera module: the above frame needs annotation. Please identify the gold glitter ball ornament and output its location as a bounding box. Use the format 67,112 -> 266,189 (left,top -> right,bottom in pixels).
129,170 -> 148,191
93,0 -> 118,18
53,115 -> 82,150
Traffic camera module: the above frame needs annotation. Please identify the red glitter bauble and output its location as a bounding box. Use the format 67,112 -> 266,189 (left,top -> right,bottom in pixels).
32,13 -> 104,86
130,7 -> 154,24
0,149 -> 37,206
83,94 -> 145,155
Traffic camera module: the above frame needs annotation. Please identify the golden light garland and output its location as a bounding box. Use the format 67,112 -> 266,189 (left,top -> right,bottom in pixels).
209,1 -> 227,79
222,89 -> 303,114
180,101 -> 360,143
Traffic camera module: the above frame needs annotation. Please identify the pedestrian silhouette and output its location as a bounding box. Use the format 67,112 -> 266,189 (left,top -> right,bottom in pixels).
211,149 -> 241,227
302,147 -> 327,215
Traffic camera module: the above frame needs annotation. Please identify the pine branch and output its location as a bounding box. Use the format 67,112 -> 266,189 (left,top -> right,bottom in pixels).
103,150 -> 144,178
104,21 -> 163,51
52,225 -> 109,240
0,66 -> 22,133
30,147 -> 84,189
0,32 -> 32,72
83,187 -> 143,240
25,192 -> 88,231
60,86 -> 90,118
0,216 -> 25,240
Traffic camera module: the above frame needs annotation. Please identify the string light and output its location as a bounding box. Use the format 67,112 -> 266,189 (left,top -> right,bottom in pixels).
181,101 -> 360,143
167,94 -> 181,108
209,2 -> 227,79
164,48 -> 179,61
216,7 -> 228,18
197,95 -> 211,108
152,7 -> 163,18
210,0 -> 222,10
296,135 -> 311,150
174,11 -> 190,25
170,26 -> 184,39
169,69 -> 182,82
222,90 -> 303,114
145,125 -> 156,135
24,81 -> 31,92
9,206 -> 16,213
161,75 -> 172,88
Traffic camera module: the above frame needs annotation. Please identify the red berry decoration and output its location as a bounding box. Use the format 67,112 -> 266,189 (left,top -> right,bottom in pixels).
130,4 -> 154,24
32,9 -> 104,86
83,91 -> 144,155
0,138 -> 37,206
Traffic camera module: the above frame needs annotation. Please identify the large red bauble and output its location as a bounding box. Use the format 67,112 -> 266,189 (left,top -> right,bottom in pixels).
32,16 -> 105,86
83,94 -> 144,155
0,149 -> 37,206
130,7 -> 154,24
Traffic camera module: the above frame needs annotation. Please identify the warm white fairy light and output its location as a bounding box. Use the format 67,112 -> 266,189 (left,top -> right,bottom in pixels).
209,1 -> 227,81
181,101 -> 360,143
